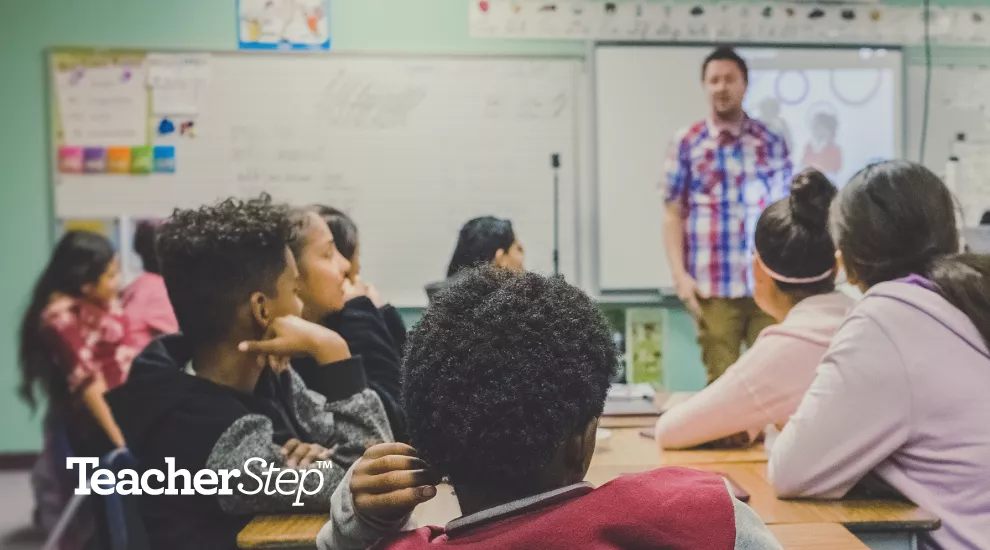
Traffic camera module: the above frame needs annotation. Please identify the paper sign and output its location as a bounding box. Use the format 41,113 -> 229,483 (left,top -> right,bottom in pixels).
107,146 -> 131,174
153,146 -> 176,173
147,54 -> 211,116
59,146 -> 84,173
238,0 -> 330,50
83,147 -> 107,173
130,146 -> 153,174
56,61 -> 149,148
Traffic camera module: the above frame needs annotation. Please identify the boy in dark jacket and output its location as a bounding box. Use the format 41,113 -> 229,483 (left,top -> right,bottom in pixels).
105,196 -> 391,550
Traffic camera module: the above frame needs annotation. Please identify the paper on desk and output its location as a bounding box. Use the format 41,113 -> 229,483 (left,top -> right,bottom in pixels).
608,383 -> 656,400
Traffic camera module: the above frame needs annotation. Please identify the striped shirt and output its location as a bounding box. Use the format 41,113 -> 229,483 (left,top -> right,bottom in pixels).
665,116 -> 792,297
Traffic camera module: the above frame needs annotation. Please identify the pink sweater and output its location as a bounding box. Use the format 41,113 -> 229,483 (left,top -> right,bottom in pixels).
656,291 -> 854,450
121,273 -> 178,351
769,281 -> 990,550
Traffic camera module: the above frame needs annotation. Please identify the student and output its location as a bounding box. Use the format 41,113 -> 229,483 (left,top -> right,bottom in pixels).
20,231 -> 135,540
768,161 -> 990,550
104,196 -> 392,550
121,220 -> 178,351
655,170 -> 854,450
290,207 -> 409,442
314,205 -> 407,354
424,216 -> 524,302
324,266 -> 783,549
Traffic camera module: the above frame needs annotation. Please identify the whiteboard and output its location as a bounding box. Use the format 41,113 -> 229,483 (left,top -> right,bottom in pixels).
594,44 -> 903,291
51,52 -> 581,307
905,64 -> 990,171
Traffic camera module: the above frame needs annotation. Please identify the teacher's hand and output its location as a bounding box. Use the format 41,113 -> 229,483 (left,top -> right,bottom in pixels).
675,274 -> 707,318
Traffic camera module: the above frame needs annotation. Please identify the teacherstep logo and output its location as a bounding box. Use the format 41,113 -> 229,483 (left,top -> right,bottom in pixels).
68,457 -> 333,506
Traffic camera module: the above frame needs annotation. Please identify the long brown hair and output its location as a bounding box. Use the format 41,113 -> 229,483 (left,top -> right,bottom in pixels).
832,160 -> 990,348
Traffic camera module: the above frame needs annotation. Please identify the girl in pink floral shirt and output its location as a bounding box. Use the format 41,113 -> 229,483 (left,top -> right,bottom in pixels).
20,231 -> 135,450
20,231 -> 137,537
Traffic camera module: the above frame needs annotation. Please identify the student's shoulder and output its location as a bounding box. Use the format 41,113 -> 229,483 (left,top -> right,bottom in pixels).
597,467 -> 735,519
595,468 -> 738,545
599,466 -> 732,503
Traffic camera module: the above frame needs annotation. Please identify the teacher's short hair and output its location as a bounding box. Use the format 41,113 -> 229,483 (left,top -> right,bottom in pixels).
702,46 -> 748,83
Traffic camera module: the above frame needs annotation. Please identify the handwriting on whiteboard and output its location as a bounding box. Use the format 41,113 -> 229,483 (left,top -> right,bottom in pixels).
483,91 -> 568,120
315,70 -> 427,130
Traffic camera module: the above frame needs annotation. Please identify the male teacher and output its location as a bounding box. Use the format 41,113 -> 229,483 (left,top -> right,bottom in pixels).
663,47 -> 793,383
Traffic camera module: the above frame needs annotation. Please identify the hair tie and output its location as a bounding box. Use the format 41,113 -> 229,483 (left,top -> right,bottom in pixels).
755,251 -> 834,284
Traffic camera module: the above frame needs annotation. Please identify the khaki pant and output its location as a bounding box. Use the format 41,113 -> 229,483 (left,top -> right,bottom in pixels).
697,297 -> 777,383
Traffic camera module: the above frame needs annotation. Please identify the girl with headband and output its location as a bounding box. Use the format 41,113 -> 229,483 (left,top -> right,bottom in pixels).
656,169 -> 853,450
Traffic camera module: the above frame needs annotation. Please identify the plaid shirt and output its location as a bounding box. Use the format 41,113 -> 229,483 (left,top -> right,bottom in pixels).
665,117 -> 792,298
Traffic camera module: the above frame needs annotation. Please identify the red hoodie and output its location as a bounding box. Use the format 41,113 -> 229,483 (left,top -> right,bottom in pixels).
374,467 -> 737,550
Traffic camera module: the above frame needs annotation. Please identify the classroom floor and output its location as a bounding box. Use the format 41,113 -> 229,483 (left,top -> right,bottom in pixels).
0,471 -> 44,550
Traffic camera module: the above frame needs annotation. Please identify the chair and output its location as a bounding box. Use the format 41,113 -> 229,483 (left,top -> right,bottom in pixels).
42,448 -> 150,550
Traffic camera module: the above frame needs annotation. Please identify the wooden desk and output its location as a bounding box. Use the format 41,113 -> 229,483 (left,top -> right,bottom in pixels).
239,516 -> 868,550
586,462 -> 938,533
769,523 -> 869,550
591,427 -> 767,467
238,514 -> 325,549
660,445 -> 767,466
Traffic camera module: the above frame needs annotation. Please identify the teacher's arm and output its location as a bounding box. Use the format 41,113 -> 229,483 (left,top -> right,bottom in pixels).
663,203 -> 701,317
662,140 -> 705,317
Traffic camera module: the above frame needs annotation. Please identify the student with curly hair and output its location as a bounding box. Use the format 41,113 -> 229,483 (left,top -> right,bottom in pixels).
104,195 -> 392,550
317,267 -> 783,550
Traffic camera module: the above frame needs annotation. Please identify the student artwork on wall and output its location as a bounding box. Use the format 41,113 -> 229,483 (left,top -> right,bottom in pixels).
238,0 -> 331,50
468,0 -> 990,46
626,308 -> 664,387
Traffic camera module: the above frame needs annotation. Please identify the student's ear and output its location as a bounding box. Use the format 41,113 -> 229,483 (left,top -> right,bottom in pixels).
249,291 -> 272,330
565,417 -> 599,479
493,249 -> 506,268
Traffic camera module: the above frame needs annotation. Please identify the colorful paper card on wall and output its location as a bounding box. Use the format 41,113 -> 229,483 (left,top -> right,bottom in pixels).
238,0 -> 331,50
58,146 -> 84,173
130,146 -> 152,174
83,147 -> 107,173
153,146 -> 176,173
107,146 -> 132,173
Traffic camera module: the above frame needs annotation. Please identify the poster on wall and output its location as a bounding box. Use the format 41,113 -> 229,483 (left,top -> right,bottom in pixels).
238,0 -> 331,50
626,308 -> 664,387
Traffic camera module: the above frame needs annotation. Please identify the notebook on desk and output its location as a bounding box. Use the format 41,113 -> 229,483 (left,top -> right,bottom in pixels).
602,397 -> 664,417
603,383 -> 664,417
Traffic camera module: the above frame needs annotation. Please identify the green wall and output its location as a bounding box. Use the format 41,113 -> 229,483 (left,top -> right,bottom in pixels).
0,0 -> 985,452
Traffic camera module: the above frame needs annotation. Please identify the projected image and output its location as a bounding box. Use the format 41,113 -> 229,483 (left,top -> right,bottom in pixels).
745,68 -> 896,186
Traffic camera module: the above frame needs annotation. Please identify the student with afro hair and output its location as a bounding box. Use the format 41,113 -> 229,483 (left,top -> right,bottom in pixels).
317,266 -> 783,550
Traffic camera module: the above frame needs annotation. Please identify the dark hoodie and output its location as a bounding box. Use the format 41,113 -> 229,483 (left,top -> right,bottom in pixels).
294,297 -> 409,442
104,335 -> 392,550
